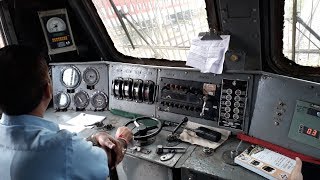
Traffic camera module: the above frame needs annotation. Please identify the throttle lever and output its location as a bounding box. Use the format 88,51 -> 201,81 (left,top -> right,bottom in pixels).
172,117 -> 188,135
167,117 -> 188,142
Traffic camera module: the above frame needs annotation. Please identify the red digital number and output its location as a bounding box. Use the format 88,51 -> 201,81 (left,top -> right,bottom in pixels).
312,130 -> 318,137
307,128 -> 312,135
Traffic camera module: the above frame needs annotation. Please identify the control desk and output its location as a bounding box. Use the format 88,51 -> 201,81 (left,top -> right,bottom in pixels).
49,61 -> 320,179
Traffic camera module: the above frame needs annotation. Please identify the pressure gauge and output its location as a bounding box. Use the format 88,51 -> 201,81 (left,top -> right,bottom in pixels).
38,9 -> 77,55
46,17 -> 67,33
54,92 -> 70,110
74,90 -> 90,109
83,67 -> 99,86
60,66 -> 81,89
91,91 -> 108,110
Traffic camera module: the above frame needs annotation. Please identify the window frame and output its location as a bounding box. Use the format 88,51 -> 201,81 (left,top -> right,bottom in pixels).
0,0 -> 17,46
75,0 -> 219,67
267,0 -> 320,78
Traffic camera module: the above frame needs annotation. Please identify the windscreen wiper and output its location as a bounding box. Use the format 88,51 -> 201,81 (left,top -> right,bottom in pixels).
108,0 -> 135,49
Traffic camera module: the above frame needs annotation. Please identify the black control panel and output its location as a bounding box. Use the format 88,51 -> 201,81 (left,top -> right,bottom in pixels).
158,78 -> 220,120
219,79 -> 248,130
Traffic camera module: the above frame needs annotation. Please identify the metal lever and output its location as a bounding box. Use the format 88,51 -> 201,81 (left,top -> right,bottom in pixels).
200,96 -> 208,117
167,117 -> 188,142
172,117 -> 188,135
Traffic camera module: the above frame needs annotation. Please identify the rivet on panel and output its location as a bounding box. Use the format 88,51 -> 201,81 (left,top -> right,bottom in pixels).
229,54 -> 239,62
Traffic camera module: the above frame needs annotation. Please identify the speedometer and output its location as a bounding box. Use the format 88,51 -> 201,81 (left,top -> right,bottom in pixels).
74,90 -> 90,109
83,67 -> 99,86
60,66 -> 81,89
91,91 -> 108,110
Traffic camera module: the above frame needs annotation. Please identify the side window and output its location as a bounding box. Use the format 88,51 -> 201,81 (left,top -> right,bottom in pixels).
91,0 -> 209,61
0,31 -> 5,48
283,0 -> 320,67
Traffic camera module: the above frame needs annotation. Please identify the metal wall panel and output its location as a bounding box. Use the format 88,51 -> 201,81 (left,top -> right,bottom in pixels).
249,73 -> 320,158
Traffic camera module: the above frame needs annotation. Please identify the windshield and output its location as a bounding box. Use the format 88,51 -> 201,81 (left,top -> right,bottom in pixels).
91,0 -> 209,61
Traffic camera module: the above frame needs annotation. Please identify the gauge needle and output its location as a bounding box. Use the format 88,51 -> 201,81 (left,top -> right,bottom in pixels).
78,97 -> 83,102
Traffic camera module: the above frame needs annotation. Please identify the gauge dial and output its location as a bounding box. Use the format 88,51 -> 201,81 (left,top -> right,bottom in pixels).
54,92 -> 70,109
46,17 -> 67,33
91,91 -> 108,110
83,67 -> 99,86
61,66 -> 81,89
74,90 -> 90,109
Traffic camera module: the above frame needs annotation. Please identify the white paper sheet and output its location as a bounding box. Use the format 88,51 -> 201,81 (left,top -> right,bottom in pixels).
58,124 -> 86,133
66,113 -> 106,126
186,35 -> 230,74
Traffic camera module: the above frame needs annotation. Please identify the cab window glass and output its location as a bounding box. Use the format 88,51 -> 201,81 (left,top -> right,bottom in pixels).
283,0 -> 320,66
0,33 -> 4,47
91,0 -> 209,61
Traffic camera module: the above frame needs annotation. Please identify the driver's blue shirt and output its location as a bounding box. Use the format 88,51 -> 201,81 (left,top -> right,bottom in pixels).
0,114 -> 109,180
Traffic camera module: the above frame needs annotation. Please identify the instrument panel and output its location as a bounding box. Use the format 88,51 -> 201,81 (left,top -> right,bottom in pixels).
51,63 -> 108,111
50,62 -> 320,158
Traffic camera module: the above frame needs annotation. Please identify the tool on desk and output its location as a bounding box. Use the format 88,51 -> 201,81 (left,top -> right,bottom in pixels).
156,145 -> 186,155
167,117 -> 188,142
185,126 -> 222,142
129,146 -> 152,154
160,153 -> 175,161
84,119 -> 114,131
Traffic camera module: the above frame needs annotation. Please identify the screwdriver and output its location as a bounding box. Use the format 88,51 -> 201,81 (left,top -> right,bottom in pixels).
185,126 -> 222,142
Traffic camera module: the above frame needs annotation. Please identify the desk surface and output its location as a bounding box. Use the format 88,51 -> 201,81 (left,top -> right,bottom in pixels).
44,108 -> 265,180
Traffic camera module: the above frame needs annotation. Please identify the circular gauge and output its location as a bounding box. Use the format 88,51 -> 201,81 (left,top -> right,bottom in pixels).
46,17 -> 67,33
60,66 -> 81,89
54,92 -> 70,110
91,91 -> 108,110
83,67 -> 99,86
74,90 -> 90,109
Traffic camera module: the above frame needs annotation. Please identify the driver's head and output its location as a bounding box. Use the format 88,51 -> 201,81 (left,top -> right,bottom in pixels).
0,45 -> 52,115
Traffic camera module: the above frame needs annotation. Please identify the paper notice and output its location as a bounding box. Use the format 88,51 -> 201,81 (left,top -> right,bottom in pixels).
58,124 -> 86,133
66,113 -> 106,126
186,35 -> 230,74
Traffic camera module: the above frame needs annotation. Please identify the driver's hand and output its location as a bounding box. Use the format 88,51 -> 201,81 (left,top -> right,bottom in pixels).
93,132 -> 125,168
115,126 -> 133,145
289,157 -> 303,180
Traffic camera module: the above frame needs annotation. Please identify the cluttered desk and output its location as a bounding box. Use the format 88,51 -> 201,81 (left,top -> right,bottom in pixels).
45,61 -> 320,179
44,108 -> 264,180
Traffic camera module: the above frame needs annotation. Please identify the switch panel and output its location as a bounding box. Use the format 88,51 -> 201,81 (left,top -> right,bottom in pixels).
158,78 -> 220,120
219,79 -> 248,130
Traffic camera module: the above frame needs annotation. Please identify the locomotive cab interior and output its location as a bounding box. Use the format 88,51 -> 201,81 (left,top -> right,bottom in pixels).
1,0 -> 320,179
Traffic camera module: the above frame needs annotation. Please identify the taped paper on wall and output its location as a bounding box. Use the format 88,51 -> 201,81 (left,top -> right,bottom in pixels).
186,35 -> 230,74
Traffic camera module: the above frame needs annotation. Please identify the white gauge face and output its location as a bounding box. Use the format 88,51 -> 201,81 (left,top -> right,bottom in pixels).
61,67 -> 81,89
74,91 -> 89,109
55,92 -> 70,109
46,17 -> 67,33
83,67 -> 99,86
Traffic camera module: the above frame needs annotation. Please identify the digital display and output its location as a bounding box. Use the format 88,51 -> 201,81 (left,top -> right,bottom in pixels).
301,125 -> 320,139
